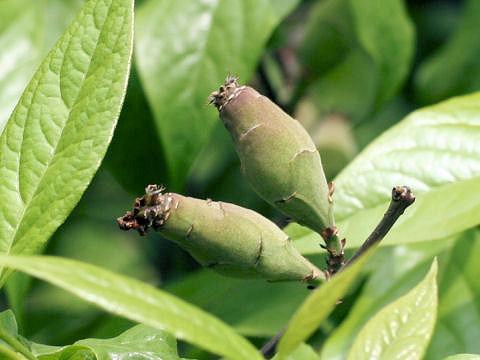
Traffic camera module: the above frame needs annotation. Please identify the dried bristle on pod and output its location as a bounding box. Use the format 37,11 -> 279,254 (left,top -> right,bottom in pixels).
118,185 -> 324,284
210,76 -> 335,248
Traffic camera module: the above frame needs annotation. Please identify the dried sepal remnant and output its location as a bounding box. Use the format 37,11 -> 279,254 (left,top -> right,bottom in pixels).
118,185 -> 325,284
210,76 -> 336,249
117,185 -> 173,236
208,75 -> 246,111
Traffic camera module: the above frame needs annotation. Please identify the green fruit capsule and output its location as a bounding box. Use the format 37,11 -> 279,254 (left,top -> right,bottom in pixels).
118,185 -> 324,284
210,77 -> 335,240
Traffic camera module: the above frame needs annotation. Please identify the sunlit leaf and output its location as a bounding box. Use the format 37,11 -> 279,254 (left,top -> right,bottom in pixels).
32,324 -> 182,360
0,255 -> 262,360
135,0 -> 299,189
288,92 -> 480,251
346,259 -> 438,360
276,249 -> 375,359
0,0 -> 134,285
0,0 -> 84,133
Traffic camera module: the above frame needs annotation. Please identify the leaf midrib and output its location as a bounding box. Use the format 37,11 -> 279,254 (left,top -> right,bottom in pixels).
3,0 -> 115,265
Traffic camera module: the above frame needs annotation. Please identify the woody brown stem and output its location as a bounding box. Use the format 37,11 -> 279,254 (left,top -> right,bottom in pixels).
260,326 -> 286,359
260,186 -> 415,358
341,186 -> 415,270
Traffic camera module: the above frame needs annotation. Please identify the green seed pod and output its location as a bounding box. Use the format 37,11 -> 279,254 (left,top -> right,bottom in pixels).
210,77 -> 335,240
118,185 -> 323,283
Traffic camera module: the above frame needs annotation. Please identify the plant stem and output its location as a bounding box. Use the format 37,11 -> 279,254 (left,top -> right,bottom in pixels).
260,326 -> 286,359
259,186 -> 415,357
0,327 -> 36,360
341,186 -> 415,270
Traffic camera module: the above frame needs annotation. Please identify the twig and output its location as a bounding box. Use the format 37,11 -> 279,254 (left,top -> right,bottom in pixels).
259,186 -> 415,358
260,326 -> 286,359
341,186 -> 415,270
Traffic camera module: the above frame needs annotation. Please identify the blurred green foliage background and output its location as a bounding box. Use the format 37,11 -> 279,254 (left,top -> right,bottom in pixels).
0,0 -> 479,358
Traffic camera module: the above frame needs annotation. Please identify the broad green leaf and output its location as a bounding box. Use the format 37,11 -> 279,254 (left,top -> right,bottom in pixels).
298,0 -> 414,126
0,255 -> 263,360
104,66 -> 167,194
415,0 -> 480,104
0,309 -> 36,359
0,310 -> 19,338
349,0 -> 415,106
305,48 -> 378,125
443,356 -> 480,360
273,344 -> 319,360
0,0 -> 134,285
320,231 -> 479,360
347,259 -> 438,360
135,0 -> 299,189
31,324 -> 182,360
0,0 -> 85,133
327,92 -> 480,248
167,267 -> 314,337
23,213 -> 156,344
425,230 -> 480,359
299,0 -> 353,79
5,272 -> 31,329
0,316 -> 176,360
276,248 -> 375,359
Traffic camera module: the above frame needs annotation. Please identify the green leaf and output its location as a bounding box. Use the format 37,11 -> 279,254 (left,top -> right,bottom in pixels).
0,309 -> 34,360
276,248 -> 375,359
22,213 -> 157,344
0,0 -> 85,133
104,66 -> 167,194
298,0 -> 414,126
332,92 -> 480,248
299,0 -> 353,79
32,324 -> 182,360
349,0 -> 415,106
273,343 -> 319,360
0,310 -> 19,338
306,48 -> 378,125
0,255 -> 263,360
347,258 -> 438,360
167,268 -> 314,337
443,355 -> 480,360
320,232 -> 477,360
0,0 -> 134,285
135,0 -> 299,189
415,0 -> 480,104
425,230 -> 480,359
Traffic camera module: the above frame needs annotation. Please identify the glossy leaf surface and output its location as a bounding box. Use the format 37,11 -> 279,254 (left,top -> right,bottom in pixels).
276,249 -> 374,359
347,259 -> 438,360
442,355 -> 480,360
135,0 -> 298,188
273,344 -> 319,360
0,0 -> 84,133
0,255 -> 262,360
32,324 -> 182,360
321,230 -> 480,360
288,92 -> 480,251
0,0 -> 134,285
